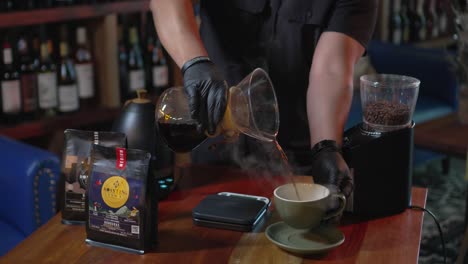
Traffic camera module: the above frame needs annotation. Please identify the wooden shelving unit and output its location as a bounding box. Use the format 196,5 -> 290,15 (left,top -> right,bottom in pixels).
0,1 -> 149,28
0,1 -> 151,141
0,108 -> 121,140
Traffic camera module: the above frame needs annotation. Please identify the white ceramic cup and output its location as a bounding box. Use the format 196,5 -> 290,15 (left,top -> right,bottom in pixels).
274,183 -> 346,230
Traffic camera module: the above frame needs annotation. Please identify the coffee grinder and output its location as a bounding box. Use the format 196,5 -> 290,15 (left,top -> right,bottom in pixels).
342,74 -> 420,218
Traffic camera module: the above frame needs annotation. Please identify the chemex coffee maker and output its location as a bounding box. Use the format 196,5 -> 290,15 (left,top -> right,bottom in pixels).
155,68 -> 280,152
342,74 -> 420,218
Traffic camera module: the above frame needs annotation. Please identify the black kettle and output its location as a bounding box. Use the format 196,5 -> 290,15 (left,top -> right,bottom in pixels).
111,89 -> 160,244
112,89 -> 156,155
111,89 -> 174,196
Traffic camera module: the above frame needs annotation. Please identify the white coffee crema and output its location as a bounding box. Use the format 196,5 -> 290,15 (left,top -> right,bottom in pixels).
275,183 -> 329,202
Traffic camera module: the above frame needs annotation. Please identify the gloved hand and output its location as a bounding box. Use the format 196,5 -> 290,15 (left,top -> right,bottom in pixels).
308,140 -> 353,198
182,56 -> 228,135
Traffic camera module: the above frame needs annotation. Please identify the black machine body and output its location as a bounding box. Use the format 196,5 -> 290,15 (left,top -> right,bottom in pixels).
342,122 -> 414,218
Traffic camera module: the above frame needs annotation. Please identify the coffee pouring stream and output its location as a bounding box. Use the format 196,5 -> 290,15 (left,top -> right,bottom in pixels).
156,68 -> 280,153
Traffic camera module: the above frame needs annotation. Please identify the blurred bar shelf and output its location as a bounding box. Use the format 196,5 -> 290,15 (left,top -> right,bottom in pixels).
0,107 -> 120,140
413,36 -> 457,49
0,0 -> 149,28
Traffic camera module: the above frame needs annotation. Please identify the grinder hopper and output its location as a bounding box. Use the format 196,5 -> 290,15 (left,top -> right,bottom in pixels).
360,74 -> 420,132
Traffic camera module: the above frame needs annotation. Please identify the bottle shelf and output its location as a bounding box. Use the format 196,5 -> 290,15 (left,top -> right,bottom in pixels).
0,0 -> 149,28
0,107 -> 121,140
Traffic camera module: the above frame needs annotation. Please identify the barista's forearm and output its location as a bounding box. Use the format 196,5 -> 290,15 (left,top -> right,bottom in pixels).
150,0 -> 208,67
306,32 -> 364,147
307,69 -> 352,147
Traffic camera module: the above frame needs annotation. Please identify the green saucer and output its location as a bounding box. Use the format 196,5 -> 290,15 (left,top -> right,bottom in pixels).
265,222 -> 345,255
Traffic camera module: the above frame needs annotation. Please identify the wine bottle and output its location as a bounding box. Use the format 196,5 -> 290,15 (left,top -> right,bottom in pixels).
151,38 -> 170,96
437,0 -> 449,36
145,13 -> 170,96
407,0 -> 422,42
74,26 -> 95,108
32,33 -> 41,70
424,0 -> 436,40
57,26 -> 79,113
37,26 -> 58,116
0,38 -> 21,123
416,0 -> 427,41
128,26 -> 145,97
17,33 -> 39,120
144,12 -> 155,95
17,0 -> 36,10
146,12 -> 169,96
401,0 -> 411,43
38,0 -> 54,8
2,1 -> 15,12
390,0 -> 403,44
54,0 -> 74,7
118,22 -> 129,104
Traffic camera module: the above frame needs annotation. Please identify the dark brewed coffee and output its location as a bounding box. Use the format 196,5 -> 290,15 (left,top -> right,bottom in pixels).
157,120 -> 207,152
273,140 -> 302,201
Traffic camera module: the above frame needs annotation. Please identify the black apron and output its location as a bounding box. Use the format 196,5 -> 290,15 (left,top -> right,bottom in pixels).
192,0 -> 333,173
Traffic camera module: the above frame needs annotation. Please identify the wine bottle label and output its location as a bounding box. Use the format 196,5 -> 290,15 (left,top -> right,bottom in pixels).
432,25 -> 439,38
76,63 -> 95,99
1,80 -> 21,113
20,74 -> 39,113
77,27 -> 87,45
59,85 -> 79,112
440,15 -> 448,34
3,48 -> 12,64
152,65 -> 169,87
129,70 -> 145,92
38,72 -> 58,109
392,29 -> 402,45
403,27 -> 410,43
418,27 -> 426,42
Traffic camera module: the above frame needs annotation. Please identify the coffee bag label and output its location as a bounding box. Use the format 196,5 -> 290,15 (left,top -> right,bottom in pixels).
88,172 -> 142,239
65,193 -> 85,212
116,148 -> 127,170
64,162 -> 87,213
101,176 -> 129,208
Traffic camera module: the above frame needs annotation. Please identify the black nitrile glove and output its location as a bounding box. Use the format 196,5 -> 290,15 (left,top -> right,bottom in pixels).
182,56 -> 228,135
309,140 -> 353,198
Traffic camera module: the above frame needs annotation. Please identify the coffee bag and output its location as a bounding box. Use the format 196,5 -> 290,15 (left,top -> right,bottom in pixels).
85,144 -> 153,254
61,129 -> 126,225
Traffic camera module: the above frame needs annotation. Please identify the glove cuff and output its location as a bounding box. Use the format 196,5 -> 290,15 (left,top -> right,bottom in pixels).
310,140 -> 341,160
181,56 -> 212,75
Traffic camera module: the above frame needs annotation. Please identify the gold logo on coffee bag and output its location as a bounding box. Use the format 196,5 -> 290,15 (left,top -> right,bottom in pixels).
101,176 -> 129,208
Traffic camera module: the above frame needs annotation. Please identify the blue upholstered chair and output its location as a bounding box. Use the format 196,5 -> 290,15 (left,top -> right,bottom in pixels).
346,40 -> 459,167
0,136 -> 60,256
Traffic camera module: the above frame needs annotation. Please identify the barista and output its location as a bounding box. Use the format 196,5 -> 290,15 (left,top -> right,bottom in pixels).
150,0 -> 377,196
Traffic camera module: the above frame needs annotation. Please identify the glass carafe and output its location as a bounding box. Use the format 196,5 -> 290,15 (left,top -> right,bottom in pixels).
156,68 -> 279,153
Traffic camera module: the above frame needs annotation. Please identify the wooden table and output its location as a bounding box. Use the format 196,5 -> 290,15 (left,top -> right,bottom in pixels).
414,113 -> 468,158
1,165 -> 427,264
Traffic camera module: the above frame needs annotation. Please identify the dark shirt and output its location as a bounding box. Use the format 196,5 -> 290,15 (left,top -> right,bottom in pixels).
199,0 -> 377,150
